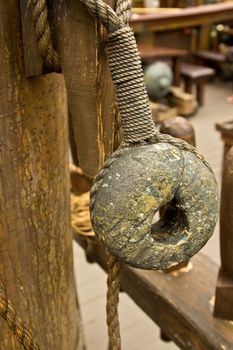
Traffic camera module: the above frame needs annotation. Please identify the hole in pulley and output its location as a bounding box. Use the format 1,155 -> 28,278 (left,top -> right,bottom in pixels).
151,198 -> 189,245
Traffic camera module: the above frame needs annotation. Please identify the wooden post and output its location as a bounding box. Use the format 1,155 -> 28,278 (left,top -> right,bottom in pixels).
214,121 -> 233,320
0,1 -> 82,348
50,0 -> 116,178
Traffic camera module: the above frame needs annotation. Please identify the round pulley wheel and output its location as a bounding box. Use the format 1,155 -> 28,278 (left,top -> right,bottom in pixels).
91,143 -> 218,270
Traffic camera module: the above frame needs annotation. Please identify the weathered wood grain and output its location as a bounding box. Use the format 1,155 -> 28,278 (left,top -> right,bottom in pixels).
20,0 -> 116,178
0,1 -> 81,348
214,122 -> 233,320
51,0 -> 116,178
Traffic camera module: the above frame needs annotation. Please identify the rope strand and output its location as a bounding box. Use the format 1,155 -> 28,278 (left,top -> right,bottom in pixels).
116,0 -> 132,25
30,0 -> 61,71
106,256 -> 121,350
0,282 -> 39,350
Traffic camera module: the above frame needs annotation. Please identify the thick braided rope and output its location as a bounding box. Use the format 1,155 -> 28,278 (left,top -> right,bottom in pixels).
89,3 -> 131,347
107,27 -> 157,142
30,0 -> 61,71
79,0 -> 123,30
106,255 -> 121,350
89,148 -> 126,349
116,0 -> 132,24
0,282 -> 39,350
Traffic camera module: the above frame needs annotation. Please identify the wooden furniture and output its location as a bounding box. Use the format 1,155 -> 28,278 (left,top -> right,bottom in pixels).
181,62 -> 215,106
131,3 -> 233,31
214,121 -> 233,320
194,50 -> 226,65
130,3 -> 233,50
138,44 -> 187,85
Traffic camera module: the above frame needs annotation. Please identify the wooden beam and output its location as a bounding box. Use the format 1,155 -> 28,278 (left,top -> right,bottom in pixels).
51,0 -> 116,178
75,236 -> 233,350
214,121 -> 233,320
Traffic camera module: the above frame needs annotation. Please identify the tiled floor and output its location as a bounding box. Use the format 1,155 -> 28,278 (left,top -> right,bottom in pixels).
73,81 -> 233,350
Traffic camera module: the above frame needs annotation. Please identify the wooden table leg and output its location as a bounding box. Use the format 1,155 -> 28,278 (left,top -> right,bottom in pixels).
172,56 -> 182,86
184,77 -> 193,94
197,80 -> 205,106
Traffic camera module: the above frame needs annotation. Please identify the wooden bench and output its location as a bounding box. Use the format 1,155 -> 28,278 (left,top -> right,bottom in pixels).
194,50 -> 226,65
181,63 -> 215,106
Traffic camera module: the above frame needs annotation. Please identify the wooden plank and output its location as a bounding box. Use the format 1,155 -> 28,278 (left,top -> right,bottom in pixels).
51,0 -> 116,178
0,1 -> 81,348
75,236 -> 233,350
214,122 -> 233,320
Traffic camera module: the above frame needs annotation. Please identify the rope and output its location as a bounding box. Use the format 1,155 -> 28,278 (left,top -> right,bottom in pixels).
106,256 -> 121,350
0,282 -> 39,350
30,0 -> 61,72
116,0 -> 132,25
79,0 -> 124,31
71,192 -> 94,237
70,162 -> 123,349
107,27 -> 157,142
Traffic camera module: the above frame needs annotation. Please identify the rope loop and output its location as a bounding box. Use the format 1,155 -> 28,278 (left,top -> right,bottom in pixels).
31,0 -> 61,72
